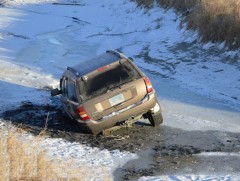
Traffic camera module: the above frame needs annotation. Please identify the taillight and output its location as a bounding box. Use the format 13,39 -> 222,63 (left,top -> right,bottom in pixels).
143,77 -> 153,93
76,106 -> 90,121
97,65 -> 108,72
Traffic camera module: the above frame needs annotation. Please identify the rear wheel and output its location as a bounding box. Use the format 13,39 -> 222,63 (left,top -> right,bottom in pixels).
145,112 -> 163,127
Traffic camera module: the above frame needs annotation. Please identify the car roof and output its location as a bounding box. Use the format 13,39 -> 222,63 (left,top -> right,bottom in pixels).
68,50 -> 125,77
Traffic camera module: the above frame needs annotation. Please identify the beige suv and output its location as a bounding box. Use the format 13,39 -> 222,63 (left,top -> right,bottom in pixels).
51,50 -> 163,134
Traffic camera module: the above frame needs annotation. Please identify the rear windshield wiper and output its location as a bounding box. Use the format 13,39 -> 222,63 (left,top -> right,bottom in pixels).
107,80 -> 131,91
107,84 -> 120,91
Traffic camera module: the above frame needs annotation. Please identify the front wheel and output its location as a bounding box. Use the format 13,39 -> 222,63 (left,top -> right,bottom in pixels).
145,112 -> 163,127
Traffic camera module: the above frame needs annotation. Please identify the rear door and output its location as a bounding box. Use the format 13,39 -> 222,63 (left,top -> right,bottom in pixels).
79,60 -> 147,121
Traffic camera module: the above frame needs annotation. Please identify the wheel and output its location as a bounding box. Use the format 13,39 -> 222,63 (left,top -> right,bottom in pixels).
145,112 -> 163,127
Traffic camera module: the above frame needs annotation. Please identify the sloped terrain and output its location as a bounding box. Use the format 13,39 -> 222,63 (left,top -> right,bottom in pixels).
0,0 -> 240,180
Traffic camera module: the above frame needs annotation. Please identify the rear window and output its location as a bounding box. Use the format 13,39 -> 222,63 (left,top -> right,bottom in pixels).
79,61 -> 141,100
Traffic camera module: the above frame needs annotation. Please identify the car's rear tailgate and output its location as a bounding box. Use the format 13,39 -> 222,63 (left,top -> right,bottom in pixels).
83,78 -> 147,121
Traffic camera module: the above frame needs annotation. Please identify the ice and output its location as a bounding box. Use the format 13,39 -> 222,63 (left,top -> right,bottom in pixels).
0,0 -> 240,180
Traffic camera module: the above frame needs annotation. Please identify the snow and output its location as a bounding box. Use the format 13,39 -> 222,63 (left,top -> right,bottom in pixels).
39,135 -> 137,180
139,151 -> 240,181
139,175 -> 240,181
2,0 -> 56,6
0,122 -> 137,179
198,152 -> 240,157
0,0 -> 240,180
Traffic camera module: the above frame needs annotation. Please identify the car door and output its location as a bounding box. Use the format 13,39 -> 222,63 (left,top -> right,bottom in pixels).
61,77 -> 79,119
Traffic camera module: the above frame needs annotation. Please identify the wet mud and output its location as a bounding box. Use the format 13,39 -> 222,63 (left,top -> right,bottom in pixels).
1,102 -> 240,180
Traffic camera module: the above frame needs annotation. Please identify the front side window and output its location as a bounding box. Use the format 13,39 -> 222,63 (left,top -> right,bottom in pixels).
61,78 -> 67,96
67,79 -> 78,102
61,77 -> 78,102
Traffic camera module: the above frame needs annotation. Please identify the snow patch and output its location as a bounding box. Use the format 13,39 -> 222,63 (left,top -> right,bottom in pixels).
197,152 -> 240,157
3,0 -> 56,6
139,175 -> 240,181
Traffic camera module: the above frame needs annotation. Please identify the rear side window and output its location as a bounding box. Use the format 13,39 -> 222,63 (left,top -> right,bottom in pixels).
62,78 -> 78,102
80,61 -> 141,100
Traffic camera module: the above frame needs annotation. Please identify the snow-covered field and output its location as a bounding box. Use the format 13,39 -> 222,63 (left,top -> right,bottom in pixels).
0,0 -> 240,180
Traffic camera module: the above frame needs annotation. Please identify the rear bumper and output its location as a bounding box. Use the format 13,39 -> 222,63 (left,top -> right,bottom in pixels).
77,92 -> 160,134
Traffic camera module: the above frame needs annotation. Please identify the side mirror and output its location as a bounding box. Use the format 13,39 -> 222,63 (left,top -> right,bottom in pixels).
128,57 -> 134,62
51,88 -> 62,97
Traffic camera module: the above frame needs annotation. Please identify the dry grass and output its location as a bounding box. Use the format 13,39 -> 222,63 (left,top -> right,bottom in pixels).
157,0 -> 195,12
0,125 -> 111,180
137,0 -> 240,49
161,0 -> 240,49
186,0 -> 240,49
1,129 -> 45,180
0,127 -> 59,180
135,0 -> 154,8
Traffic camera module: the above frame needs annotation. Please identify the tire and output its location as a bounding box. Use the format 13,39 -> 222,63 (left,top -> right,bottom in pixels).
146,112 -> 163,127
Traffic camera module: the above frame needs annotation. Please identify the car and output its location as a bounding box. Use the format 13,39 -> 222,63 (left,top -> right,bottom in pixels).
51,50 -> 163,134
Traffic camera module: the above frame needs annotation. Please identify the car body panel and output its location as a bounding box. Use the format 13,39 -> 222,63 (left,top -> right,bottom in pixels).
77,92 -> 159,134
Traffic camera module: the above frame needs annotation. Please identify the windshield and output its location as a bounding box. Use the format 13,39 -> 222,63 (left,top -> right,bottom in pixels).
79,61 -> 141,101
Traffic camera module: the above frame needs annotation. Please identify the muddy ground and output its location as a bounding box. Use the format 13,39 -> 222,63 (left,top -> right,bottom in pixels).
1,101 -> 240,180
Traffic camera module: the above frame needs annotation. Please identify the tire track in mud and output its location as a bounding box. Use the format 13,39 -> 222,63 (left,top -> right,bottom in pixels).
1,102 -> 240,180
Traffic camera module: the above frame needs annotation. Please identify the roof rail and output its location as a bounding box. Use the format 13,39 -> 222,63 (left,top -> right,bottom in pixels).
106,50 -> 127,59
67,67 -> 80,77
